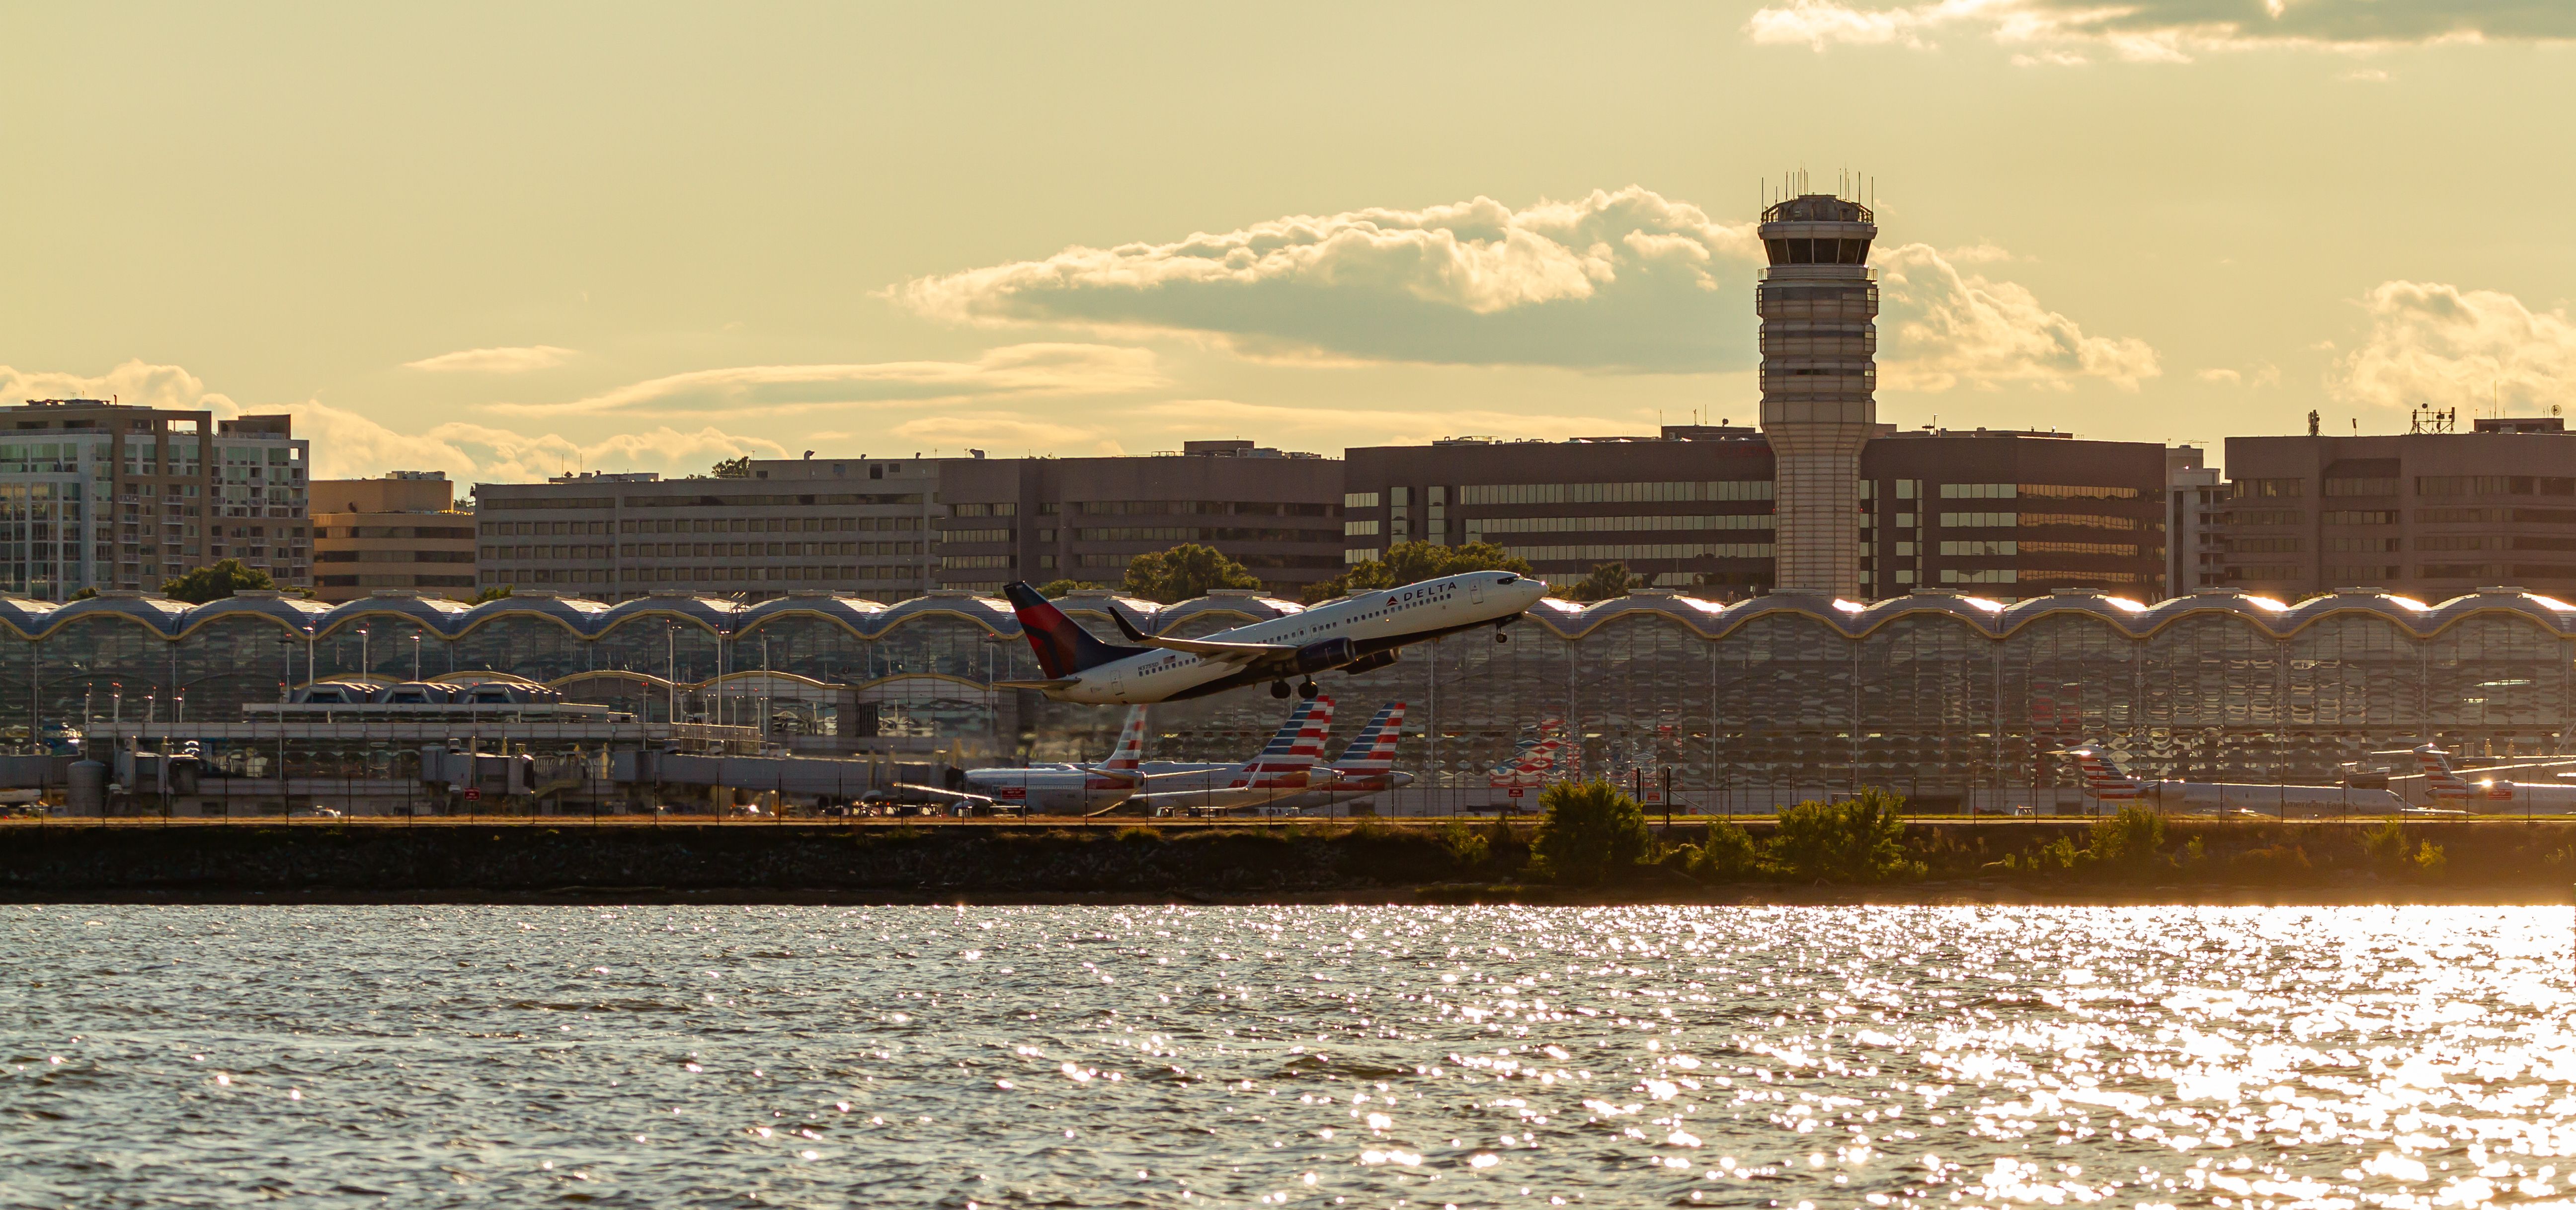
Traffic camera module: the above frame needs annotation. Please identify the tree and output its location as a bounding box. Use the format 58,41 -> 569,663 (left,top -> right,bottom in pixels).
469,584 -> 514,604
68,587 -> 97,601
1767,788 -> 1923,883
1528,779 -> 1654,886
160,559 -> 277,604
1302,541 -> 1534,604
710,456 -> 752,479
1035,579 -> 1103,599
1122,544 -> 1261,603
1557,562 -> 1638,603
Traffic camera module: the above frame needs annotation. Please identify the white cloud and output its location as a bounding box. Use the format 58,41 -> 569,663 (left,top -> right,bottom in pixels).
1875,244 -> 2161,391
895,189 -> 2148,387
1124,399 -> 1676,449
891,187 -> 1764,372
0,360 -> 784,483
889,412 -> 1126,457
490,343 -> 1163,416
1747,0 -> 2576,61
2329,281 -> 2576,411
401,345 -> 578,373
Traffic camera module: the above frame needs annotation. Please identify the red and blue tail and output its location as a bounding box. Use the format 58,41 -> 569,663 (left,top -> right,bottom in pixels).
1003,582 -> 1149,678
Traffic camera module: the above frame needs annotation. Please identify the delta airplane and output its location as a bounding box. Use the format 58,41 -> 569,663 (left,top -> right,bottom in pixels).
1124,696 -> 1340,816
959,706 -> 1150,813
999,571 -> 1549,704
2062,744 -> 2404,814
2400,744 -> 2576,812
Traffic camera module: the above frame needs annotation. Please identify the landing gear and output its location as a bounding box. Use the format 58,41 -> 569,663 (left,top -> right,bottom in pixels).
1495,619 -> 1514,645
1296,679 -> 1320,700
1494,630 -> 1510,645
1270,680 -> 1290,699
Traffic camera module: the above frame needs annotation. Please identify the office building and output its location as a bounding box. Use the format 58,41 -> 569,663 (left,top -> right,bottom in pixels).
931,441 -> 1343,596
0,398 -> 308,599
2167,447 -> 2224,597
1756,190 -> 1879,596
474,457 -> 939,602
310,472 -> 478,602
2218,418 -> 2576,600
1341,426 -> 2164,602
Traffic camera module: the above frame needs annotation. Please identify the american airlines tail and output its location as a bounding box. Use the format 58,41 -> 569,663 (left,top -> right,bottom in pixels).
1245,696 -> 1335,787
2412,744 -> 2473,800
1329,703 -> 1406,776
1001,583 -> 1149,679
1488,737 -> 1566,788
2062,744 -> 2145,801
1092,706 -> 1149,783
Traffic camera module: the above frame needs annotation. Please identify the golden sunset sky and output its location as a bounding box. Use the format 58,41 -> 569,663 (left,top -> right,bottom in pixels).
5,2 -> 2572,479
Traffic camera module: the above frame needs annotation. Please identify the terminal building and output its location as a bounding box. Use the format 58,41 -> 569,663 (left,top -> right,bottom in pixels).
0,586 -> 2567,807
2215,417 -> 2576,602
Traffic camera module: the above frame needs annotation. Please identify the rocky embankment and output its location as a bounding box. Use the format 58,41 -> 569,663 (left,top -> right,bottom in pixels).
1,818 -> 2572,902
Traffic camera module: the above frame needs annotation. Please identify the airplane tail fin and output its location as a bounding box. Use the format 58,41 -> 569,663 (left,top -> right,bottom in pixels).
2060,743 -> 2144,799
1099,706 -> 1148,776
1003,582 -> 1150,678
1244,696 -> 1335,787
2414,744 -> 2471,799
1331,702 -> 1406,773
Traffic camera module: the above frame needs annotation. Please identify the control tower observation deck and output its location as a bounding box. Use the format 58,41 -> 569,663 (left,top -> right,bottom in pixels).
1755,192 -> 1878,597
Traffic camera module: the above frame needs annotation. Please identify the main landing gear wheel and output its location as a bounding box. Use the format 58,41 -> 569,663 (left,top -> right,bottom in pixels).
1270,680 -> 1291,699
1296,679 -> 1320,700
1495,630 -> 1510,644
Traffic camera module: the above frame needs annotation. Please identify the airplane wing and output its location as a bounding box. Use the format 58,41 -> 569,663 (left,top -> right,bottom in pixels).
994,677 -> 1084,691
1105,605 -> 1293,662
888,782 -> 999,806
1123,785 -> 1295,815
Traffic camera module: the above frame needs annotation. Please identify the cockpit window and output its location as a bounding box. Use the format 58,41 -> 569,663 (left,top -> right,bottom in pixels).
1495,575 -> 1518,586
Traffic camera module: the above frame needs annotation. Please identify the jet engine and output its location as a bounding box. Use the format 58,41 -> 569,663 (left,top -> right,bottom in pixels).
1292,637 -> 1358,675
1336,649 -> 1398,676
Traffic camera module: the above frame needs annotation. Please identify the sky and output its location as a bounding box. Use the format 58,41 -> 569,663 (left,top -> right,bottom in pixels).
3,1 -> 2573,483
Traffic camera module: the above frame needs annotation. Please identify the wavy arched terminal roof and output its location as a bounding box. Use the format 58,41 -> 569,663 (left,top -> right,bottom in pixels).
0,585 -> 2572,644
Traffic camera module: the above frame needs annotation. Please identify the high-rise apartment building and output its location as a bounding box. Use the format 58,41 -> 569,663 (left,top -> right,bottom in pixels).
932,441 -> 1343,596
310,472 -> 478,602
2218,418 -> 2576,600
1755,190 -> 1879,597
474,457 -> 938,602
0,398 -> 309,599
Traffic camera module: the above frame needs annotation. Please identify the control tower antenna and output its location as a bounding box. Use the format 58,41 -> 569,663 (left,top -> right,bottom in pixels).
1756,186 -> 1879,597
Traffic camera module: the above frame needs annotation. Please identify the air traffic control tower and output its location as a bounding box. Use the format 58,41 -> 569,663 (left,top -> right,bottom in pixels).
1756,190 -> 1878,597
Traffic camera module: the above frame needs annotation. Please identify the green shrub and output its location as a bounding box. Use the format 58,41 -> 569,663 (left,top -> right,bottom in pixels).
1114,825 -> 1163,843
1688,818 -> 1764,880
2087,806 -> 2168,873
2231,843 -> 2313,881
2413,839 -> 2447,879
1436,820 -> 1491,869
1767,787 -> 1924,884
1529,779 -> 1653,886
2360,818 -> 2409,870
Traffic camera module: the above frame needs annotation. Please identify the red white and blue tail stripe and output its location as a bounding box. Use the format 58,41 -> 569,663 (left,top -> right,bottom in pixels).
2061,744 -> 2144,801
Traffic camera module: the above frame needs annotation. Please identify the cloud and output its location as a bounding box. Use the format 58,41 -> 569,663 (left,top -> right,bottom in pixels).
891,187 -> 1765,373
889,412 -> 1126,457
1125,399 -> 1680,449
0,360 -> 784,483
401,345 -> 578,373
2328,281 -> 2576,411
1874,244 -> 2161,391
491,343 -> 1162,416
1746,0 -> 2576,61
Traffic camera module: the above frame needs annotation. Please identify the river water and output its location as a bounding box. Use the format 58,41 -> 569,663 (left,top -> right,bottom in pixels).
6,904 -> 2574,1208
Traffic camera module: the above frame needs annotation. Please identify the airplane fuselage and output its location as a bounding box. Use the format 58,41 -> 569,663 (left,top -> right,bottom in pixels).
1040,572 -> 1546,704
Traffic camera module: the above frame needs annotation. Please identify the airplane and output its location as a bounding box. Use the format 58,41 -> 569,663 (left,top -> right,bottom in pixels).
2396,744 -> 2576,812
1123,696 -> 1339,816
2060,744 -> 2405,815
1265,702 -> 1414,812
998,570 -> 1549,704
959,706 -> 1151,813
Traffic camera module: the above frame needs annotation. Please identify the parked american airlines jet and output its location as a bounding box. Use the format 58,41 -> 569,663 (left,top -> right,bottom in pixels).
999,572 -> 1548,704
1269,702 -> 1414,812
1125,696 -> 1338,815
2061,744 -> 2403,814
2401,744 -> 2576,811
961,706 -> 1150,813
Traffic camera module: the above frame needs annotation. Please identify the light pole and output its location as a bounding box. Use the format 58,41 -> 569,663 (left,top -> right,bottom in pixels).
359,627 -> 370,686
411,634 -> 422,683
